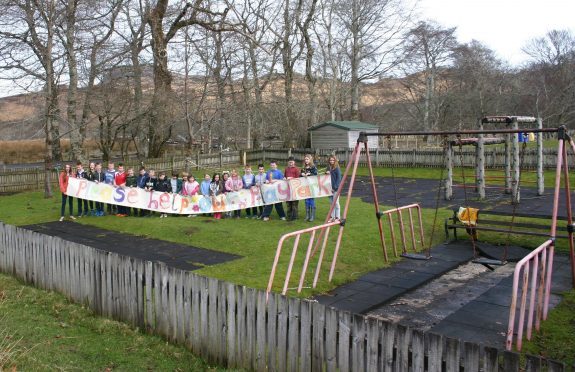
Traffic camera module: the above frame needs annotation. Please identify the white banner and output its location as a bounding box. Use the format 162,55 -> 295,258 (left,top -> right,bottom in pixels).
66,174 -> 332,215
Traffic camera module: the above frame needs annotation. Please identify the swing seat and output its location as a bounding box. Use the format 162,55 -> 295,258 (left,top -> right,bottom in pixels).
401,252 -> 432,260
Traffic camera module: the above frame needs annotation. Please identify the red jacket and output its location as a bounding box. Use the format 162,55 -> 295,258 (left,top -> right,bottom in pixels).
115,171 -> 127,186
284,166 -> 300,179
59,172 -> 74,193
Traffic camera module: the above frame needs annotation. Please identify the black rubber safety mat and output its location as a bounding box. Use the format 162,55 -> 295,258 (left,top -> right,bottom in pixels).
22,221 -> 241,271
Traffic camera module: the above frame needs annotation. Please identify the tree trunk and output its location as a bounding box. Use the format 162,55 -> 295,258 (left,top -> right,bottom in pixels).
65,0 -> 83,163
148,31 -> 172,158
349,0 -> 360,120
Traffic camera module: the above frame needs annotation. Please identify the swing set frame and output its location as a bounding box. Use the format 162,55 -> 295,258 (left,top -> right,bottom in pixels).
266,126 -> 574,309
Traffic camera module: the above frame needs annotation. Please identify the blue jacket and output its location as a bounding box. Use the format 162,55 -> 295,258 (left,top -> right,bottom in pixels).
137,173 -> 149,188
242,174 -> 256,188
266,169 -> 284,181
200,180 -> 211,196
329,167 -> 342,192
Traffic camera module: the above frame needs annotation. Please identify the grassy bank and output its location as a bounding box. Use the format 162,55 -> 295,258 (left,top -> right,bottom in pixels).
0,273 -> 236,371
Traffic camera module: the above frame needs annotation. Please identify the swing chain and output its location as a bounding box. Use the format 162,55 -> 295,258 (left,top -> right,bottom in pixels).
427,135 -> 449,254
503,140 -> 528,261
456,135 -> 480,257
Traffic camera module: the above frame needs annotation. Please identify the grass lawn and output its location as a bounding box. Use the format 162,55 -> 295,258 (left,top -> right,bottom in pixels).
0,273 -> 239,371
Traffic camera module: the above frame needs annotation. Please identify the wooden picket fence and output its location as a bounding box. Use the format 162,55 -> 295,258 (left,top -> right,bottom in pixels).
0,147 -> 569,193
0,152 -> 242,193
0,222 -> 570,371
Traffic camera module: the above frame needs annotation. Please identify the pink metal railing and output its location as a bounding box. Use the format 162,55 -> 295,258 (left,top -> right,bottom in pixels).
266,220 -> 341,297
380,203 -> 426,258
507,133 -> 575,351
506,239 -> 554,351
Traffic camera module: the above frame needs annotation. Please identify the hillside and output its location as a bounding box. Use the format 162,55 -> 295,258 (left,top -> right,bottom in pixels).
0,72 -> 411,141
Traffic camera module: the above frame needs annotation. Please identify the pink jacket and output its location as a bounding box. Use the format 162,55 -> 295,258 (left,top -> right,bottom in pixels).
225,176 -> 243,192
182,181 -> 200,196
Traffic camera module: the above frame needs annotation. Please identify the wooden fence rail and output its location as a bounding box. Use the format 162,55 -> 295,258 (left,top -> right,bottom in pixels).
0,222 -> 569,371
0,147 -> 570,193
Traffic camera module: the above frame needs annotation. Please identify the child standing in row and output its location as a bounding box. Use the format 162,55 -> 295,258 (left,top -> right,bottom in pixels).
210,173 -> 223,219
114,163 -> 127,217
125,167 -> 137,216
183,175 -> 200,217
155,171 -> 171,218
93,163 -> 105,216
242,165 -> 258,219
58,164 -> 76,221
254,164 -> 267,218
284,156 -> 300,221
227,169 -> 244,218
75,161 -> 89,217
301,154 -> 318,222
261,161 -> 287,221
327,155 -> 342,222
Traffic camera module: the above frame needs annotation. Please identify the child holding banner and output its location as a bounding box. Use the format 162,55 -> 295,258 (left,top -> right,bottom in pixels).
86,162 -> 96,215
327,155 -> 342,222
125,167 -> 137,216
58,164 -> 76,222
75,161 -> 89,218
93,163 -> 105,216
183,175 -> 200,196
227,169 -> 244,218
261,161 -> 287,222
242,165 -> 258,219
210,173 -> 223,220
136,167 -> 149,217
104,162 -> 117,215
284,156 -> 300,221
114,163 -> 128,217
254,164 -> 267,219
155,172 -> 171,218
301,154 -> 318,222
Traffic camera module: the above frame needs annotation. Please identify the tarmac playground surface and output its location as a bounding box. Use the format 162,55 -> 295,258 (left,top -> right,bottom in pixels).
23,176 -> 574,350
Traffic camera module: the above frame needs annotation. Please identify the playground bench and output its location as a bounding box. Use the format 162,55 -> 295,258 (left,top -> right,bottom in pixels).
444,209 -> 571,241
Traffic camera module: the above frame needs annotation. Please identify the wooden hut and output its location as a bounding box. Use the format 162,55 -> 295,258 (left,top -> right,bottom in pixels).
308,121 -> 379,149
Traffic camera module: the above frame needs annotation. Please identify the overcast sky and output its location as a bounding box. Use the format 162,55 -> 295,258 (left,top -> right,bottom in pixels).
1,0 -> 574,98
418,0 -> 575,66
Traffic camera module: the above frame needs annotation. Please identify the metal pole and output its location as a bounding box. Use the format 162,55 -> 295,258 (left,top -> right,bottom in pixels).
328,144 -> 362,282
545,136 -> 565,318
365,141 -> 388,262
563,139 -> 575,288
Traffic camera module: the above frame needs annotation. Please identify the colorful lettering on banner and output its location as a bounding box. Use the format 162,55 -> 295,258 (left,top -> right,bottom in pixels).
66,175 -> 331,215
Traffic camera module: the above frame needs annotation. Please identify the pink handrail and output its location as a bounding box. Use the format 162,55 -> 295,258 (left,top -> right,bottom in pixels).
266,220 -> 340,298
506,239 -> 554,351
380,204 -> 426,256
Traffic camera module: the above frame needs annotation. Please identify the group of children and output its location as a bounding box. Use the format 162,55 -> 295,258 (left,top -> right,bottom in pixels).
58,154 -> 343,222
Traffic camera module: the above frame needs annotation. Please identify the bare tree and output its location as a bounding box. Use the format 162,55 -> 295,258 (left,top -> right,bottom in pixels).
402,21 -> 457,136
337,0 -> 410,120
145,0 -> 233,158
0,0 -> 65,197
59,0 -> 123,163
521,29 -> 575,127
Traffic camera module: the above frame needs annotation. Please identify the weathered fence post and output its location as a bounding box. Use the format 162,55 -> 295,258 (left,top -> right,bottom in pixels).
445,141 -> 453,200
511,118 -> 520,204
537,117 -> 544,195
477,118 -> 486,199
